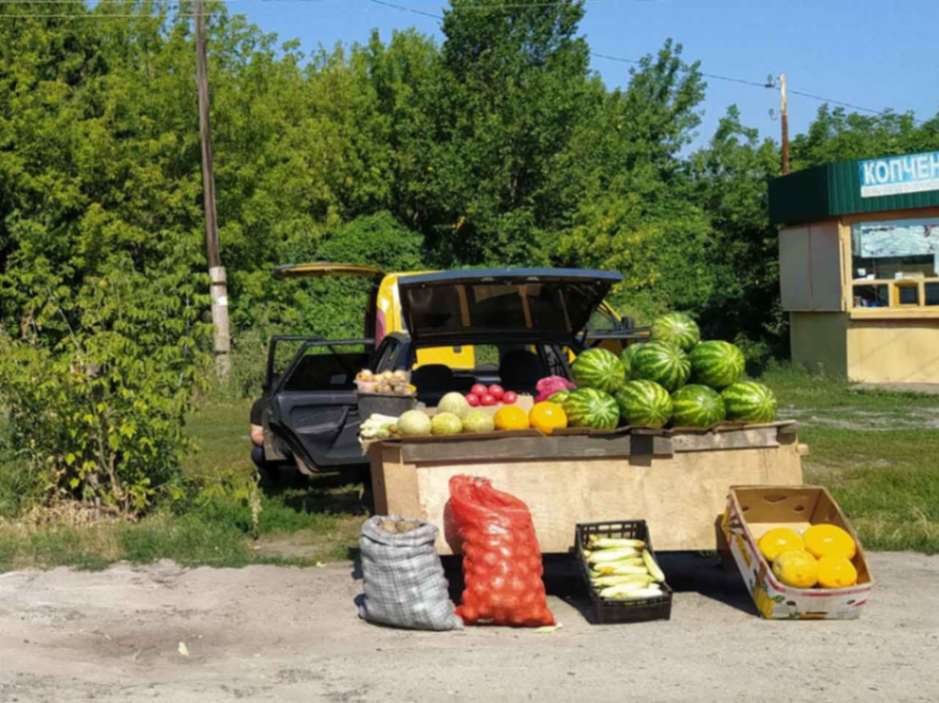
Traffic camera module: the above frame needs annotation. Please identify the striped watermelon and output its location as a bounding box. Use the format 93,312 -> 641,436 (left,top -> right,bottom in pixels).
651,312 -> 700,352
562,388 -> 620,430
620,344 -> 641,377
571,348 -> 626,393
630,341 -> 691,392
689,340 -> 745,389
548,390 -> 572,406
722,381 -> 777,423
615,380 -> 673,429
671,384 -> 726,428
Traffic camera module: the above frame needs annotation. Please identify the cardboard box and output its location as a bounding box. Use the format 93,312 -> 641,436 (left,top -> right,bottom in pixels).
722,485 -> 873,620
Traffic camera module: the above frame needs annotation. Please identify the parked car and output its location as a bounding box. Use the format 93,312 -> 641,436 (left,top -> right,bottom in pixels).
259,267 -> 645,481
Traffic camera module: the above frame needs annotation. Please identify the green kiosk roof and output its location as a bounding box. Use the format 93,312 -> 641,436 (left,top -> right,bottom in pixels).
769,151 -> 939,226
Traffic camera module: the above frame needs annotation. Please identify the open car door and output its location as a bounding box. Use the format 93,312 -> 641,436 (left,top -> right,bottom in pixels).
266,336 -> 374,473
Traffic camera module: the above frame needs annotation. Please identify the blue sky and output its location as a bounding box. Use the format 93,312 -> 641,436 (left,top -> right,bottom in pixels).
232,0 -> 939,147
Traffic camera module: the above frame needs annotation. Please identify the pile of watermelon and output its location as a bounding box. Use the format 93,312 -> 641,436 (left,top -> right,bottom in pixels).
561,312 -> 777,430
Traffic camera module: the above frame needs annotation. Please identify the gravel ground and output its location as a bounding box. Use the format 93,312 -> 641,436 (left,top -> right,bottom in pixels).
1,552 -> 937,703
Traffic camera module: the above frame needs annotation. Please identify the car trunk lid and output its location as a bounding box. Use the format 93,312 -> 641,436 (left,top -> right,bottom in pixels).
396,268 -> 621,346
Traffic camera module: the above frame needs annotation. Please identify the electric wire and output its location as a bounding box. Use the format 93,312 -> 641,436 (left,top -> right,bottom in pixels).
0,0 -> 919,121
366,0 -> 905,118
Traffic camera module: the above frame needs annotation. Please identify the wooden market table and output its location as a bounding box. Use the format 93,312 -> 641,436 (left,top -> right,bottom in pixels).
367,422 -> 805,554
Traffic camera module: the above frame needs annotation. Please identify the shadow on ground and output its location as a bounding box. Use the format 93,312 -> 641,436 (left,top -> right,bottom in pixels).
436,551 -> 756,620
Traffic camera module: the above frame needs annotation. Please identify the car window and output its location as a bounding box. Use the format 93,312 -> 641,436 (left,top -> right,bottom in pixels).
281,342 -> 371,392
586,306 -> 620,332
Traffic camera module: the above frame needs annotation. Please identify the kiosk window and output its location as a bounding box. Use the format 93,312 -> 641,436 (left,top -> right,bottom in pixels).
926,283 -> 939,306
851,218 -> 939,309
853,284 -> 889,308
852,218 -> 939,279
897,284 -> 920,305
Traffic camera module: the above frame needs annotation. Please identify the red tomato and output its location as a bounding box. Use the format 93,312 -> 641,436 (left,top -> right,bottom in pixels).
501,391 -> 518,404
488,384 -> 505,400
466,393 -> 481,407
470,383 -> 488,397
480,393 -> 497,406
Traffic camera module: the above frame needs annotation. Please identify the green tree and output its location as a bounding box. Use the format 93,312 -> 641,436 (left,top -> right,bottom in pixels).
689,106 -> 783,357
0,8 -> 208,510
555,41 -> 712,320
423,0 -> 593,265
791,106 -> 939,170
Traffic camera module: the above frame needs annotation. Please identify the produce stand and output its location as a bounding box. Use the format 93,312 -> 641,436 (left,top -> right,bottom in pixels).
366,421 -> 805,554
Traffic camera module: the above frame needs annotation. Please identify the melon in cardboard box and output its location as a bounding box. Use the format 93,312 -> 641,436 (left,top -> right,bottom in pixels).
721,485 -> 873,620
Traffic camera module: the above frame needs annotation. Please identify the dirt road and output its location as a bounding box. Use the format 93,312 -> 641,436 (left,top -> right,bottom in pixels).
1,552 -> 937,703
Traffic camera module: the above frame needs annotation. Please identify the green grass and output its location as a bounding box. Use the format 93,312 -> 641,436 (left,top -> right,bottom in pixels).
763,364 -> 939,553
0,489 -> 364,571
0,398 -> 365,571
183,397 -> 255,480
2,366 -> 938,571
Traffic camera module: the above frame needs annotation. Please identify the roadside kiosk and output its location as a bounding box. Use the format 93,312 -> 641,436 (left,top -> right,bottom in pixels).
769,151 -> 939,383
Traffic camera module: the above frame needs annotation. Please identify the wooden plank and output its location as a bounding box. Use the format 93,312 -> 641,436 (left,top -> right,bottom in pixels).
400,433 -> 636,463
670,426 -> 780,453
372,439 -> 804,554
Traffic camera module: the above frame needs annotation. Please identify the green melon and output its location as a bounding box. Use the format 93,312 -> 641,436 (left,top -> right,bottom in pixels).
615,380 -> 673,429
721,381 -> 777,423
548,390 -> 572,405
619,344 -> 640,378
562,388 -> 620,430
571,348 -> 626,393
651,312 -> 700,352
689,340 -> 745,389
671,384 -> 726,428
630,341 -> 691,392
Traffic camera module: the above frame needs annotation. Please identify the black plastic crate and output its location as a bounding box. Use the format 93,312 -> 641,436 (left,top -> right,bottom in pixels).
574,520 -> 673,624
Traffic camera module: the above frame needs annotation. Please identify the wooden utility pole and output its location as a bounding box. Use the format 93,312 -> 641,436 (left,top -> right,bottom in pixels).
195,0 -> 230,377
779,73 -> 790,175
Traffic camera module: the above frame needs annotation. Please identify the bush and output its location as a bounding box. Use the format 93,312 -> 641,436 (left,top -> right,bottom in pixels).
0,261 -> 209,514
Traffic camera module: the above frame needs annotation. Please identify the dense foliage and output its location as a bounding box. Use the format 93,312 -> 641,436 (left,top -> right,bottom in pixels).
0,0 -> 937,510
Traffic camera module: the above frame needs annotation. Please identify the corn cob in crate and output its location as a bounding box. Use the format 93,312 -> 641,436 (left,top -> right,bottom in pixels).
575,520 -> 672,623
583,534 -> 667,601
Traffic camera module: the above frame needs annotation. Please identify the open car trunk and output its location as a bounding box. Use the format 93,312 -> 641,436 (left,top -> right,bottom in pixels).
265,268 -> 623,474
396,268 -> 622,347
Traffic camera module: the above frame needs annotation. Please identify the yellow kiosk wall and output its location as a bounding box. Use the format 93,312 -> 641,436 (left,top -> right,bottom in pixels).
847,319 -> 939,383
782,207 -> 939,383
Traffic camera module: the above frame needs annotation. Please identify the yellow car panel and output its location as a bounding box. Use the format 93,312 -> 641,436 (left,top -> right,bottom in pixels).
375,273 -> 476,369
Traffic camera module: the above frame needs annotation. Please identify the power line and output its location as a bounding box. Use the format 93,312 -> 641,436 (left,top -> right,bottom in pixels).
365,0 -> 440,18
787,88 -> 888,116
368,0 -> 907,119
0,0 -> 916,121
364,0 -> 622,15
367,0 -> 599,12
592,51 -> 902,116
590,50 -> 771,89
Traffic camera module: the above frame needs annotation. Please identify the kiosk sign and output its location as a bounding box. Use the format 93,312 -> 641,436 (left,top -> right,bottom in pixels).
859,151 -> 939,198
